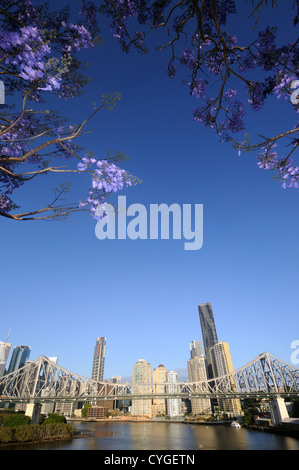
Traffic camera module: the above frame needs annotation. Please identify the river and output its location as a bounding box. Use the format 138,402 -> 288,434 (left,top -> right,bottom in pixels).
1,421 -> 299,451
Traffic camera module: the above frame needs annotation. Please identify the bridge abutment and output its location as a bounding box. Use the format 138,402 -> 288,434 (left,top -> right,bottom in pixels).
25,402 -> 42,424
269,397 -> 289,426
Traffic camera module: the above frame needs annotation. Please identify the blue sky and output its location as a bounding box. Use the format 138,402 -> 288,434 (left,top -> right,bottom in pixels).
1,1 -> 298,381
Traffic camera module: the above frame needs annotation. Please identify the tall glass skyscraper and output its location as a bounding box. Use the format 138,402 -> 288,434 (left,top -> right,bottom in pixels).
198,302 -> 218,379
7,345 -> 31,374
91,337 -> 106,382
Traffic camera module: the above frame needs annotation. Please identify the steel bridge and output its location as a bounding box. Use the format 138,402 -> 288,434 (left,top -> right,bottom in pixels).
0,352 -> 298,405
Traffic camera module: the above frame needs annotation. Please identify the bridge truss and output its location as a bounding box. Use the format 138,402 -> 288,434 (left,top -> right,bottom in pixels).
0,352 -> 298,404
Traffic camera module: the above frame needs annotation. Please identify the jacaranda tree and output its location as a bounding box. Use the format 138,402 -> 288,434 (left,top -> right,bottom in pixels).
98,0 -> 298,188
0,0 -> 136,221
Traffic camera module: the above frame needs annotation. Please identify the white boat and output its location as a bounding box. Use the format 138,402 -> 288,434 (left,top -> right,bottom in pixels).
231,421 -> 241,428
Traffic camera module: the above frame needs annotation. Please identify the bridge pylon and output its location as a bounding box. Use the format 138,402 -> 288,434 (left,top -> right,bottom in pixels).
25,402 -> 42,424
269,397 -> 289,426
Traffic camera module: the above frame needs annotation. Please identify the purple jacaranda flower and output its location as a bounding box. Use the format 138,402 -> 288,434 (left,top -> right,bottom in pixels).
189,79 -> 207,98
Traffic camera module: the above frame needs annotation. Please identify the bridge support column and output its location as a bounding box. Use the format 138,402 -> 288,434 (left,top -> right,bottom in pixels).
25,402 -> 41,424
269,397 -> 289,426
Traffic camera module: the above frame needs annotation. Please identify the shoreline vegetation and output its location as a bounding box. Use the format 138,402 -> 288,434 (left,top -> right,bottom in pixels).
0,411 -> 76,446
0,422 -> 76,445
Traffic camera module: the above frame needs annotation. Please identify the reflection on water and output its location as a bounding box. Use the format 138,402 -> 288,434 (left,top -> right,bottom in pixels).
1,422 -> 299,451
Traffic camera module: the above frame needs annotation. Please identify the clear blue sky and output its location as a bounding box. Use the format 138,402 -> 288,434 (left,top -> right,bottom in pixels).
1,1 -> 298,382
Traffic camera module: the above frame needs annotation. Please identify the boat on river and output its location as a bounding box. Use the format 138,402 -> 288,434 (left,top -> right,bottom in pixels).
231,421 -> 241,428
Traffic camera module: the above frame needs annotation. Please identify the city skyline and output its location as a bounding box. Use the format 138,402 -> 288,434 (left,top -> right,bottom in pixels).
2,298 -> 296,385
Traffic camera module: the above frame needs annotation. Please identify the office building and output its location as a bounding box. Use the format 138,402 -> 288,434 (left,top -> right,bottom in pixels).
152,364 -> 167,417
55,401 -> 80,417
198,303 -> 219,378
210,341 -> 241,415
0,341 -> 12,377
87,406 -> 105,419
187,356 -> 212,415
166,370 -> 181,417
91,337 -> 106,382
132,359 -> 151,417
7,345 -> 31,374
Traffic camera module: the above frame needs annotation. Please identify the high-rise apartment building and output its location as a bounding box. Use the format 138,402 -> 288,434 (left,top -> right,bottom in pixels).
198,303 -> 218,378
210,341 -> 241,415
91,337 -> 106,382
7,345 -> 31,374
166,370 -> 181,417
0,341 -> 12,377
152,364 -> 167,417
190,340 -> 204,359
132,359 -> 151,417
187,356 -> 211,415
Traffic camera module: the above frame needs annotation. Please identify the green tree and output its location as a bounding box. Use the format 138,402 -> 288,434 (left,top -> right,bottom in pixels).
0,409 -> 15,425
0,427 -> 15,443
81,403 -> 92,418
42,413 -> 67,425
3,413 -> 31,427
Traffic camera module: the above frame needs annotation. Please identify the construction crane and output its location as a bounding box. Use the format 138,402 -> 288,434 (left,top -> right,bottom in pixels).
4,329 -> 10,342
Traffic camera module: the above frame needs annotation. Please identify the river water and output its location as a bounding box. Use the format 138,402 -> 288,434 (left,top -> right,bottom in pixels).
2,421 -> 299,451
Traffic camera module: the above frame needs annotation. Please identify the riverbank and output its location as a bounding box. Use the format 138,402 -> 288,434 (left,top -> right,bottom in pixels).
244,423 -> 299,438
68,417 -> 223,425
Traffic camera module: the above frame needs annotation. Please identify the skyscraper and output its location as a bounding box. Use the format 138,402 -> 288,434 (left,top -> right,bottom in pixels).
0,341 -> 12,377
132,359 -> 151,417
7,345 -> 31,374
166,370 -> 181,417
152,364 -> 167,417
91,337 -> 106,382
198,303 -> 218,378
210,341 -> 241,415
187,356 -> 211,415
